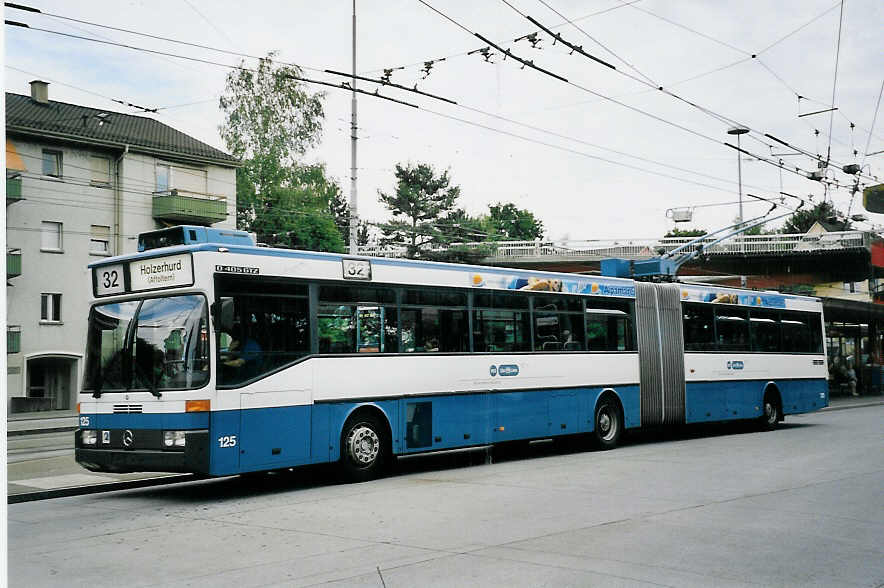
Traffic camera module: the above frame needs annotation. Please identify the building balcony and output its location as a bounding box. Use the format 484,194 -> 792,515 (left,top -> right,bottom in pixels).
7,248 -> 22,279
152,189 -> 227,226
6,172 -> 22,204
7,325 -> 21,354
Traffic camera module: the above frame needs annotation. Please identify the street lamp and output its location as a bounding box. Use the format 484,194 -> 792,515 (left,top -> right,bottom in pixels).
727,126 -> 750,227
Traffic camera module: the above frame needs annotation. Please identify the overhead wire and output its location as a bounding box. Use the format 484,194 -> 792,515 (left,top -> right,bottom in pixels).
3,2 -> 325,74
414,0 -> 834,186
535,0 -> 657,85
8,23 -> 802,201
497,1 -> 875,184
362,0 -> 644,75
7,5 -> 870,229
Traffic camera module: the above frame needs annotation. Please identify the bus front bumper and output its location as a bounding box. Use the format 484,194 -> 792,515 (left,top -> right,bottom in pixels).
75,430 -> 210,474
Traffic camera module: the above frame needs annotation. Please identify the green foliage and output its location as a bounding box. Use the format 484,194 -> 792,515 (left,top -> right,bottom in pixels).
439,208 -> 488,243
780,201 -> 851,234
219,52 -> 325,196
741,223 -> 765,235
378,163 -> 461,258
731,216 -> 769,236
419,243 -> 495,265
251,185 -> 345,253
486,202 -> 544,240
664,227 -> 708,238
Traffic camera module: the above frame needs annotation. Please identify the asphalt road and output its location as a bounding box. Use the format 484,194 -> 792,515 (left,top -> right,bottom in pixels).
8,406 -> 884,587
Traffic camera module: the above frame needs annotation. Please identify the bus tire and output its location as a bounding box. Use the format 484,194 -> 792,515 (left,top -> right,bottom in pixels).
340,413 -> 389,482
593,398 -> 623,449
759,392 -> 781,431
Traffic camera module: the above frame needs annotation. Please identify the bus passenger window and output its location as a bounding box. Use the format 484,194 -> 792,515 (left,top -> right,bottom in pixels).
585,309 -> 631,351
750,309 -> 780,352
715,309 -> 750,351
781,312 -> 812,353
400,287 -> 469,353
533,296 -> 585,352
682,304 -> 715,351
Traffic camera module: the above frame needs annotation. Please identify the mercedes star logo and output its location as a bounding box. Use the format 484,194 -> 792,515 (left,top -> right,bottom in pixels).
122,430 -> 134,448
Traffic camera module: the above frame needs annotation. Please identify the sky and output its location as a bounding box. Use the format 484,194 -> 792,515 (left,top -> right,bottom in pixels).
3,0 -> 883,242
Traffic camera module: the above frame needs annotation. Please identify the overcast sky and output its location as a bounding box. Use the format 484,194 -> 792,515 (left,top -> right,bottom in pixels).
4,0 -> 883,241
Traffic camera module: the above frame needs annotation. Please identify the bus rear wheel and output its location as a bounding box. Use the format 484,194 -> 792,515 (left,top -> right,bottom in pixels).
341,413 -> 389,482
594,399 -> 622,449
759,394 -> 781,431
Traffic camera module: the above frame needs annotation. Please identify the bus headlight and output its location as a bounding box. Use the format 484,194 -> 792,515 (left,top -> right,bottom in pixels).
163,431 -> 187,448
82,430 -> 98,445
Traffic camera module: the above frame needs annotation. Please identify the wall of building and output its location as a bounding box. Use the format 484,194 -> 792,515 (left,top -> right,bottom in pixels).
6,135 -> 236,412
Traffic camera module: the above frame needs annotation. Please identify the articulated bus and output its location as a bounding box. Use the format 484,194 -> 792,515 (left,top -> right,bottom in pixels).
76,226 -> 829,481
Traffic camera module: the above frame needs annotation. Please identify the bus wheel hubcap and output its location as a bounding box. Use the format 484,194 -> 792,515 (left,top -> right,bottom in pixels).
599,410 -> 615,440
765,402 -> 776,424
348,426 -> 379,465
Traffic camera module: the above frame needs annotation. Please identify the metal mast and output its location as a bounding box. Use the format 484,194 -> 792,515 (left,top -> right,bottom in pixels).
348,0 -> 359,254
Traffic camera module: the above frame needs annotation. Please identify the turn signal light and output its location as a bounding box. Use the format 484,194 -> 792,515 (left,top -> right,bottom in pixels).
76,402 -> 81,414
185,399 -> 210,412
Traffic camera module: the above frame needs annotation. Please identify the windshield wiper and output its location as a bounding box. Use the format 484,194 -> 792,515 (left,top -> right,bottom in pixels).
92,362 -> 104,398
133,363 -> 162,399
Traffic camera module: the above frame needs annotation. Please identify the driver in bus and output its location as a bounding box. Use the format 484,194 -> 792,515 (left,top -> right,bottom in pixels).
220,318 -> 262,380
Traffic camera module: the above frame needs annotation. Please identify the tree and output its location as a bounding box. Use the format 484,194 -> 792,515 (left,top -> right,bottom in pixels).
730,216 -> 766,236
486,202 -> 544,241
250,185 -> 345,253
219,51 -> 326,236
439,208 -> 488,243
781,201 -> 850,234
378,163 -> 460,258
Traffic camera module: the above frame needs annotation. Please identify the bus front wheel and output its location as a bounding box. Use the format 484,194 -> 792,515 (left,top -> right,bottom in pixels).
341,413 -> 389,482
593,399 -> 622,449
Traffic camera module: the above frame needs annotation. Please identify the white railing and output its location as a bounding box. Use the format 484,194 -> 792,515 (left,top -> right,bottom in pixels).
357,231 -> 871,260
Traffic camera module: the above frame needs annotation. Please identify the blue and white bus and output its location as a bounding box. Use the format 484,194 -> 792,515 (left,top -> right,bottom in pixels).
76,226 -> 828,481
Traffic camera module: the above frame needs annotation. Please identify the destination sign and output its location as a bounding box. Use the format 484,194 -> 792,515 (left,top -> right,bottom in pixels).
129,253 -> 193,292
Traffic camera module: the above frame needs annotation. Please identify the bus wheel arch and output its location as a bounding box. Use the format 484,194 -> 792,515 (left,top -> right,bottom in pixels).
593,390 -> 624,450
760,383 -> 782,430
339,404 -> 392,482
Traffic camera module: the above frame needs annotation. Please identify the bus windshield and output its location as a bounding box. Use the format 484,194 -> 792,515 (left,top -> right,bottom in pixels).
84,294 -> 209,395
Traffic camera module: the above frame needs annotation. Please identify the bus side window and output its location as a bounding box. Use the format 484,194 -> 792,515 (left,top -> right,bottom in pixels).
683,303 -> 715,351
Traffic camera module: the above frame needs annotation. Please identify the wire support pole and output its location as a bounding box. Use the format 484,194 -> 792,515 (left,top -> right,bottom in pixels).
737,132 -> 744,228
349,0 -> 359,255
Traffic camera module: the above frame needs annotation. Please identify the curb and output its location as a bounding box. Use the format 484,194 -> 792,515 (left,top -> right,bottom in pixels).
820,400 -> 884,412
8,474 -> 200,504
7,426 -> 78,437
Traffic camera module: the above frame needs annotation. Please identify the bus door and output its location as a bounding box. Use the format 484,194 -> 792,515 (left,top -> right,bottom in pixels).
635,283 -> 686,426
239,387 -> 312,471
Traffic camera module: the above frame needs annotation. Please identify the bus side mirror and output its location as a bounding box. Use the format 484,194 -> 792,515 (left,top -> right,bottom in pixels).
212,297 -> 235,332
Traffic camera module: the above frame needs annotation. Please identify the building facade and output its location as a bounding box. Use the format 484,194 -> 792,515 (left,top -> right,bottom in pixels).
6,81 -> 239,414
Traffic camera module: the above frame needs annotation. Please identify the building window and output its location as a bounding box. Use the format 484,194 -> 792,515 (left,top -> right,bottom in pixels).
156,164 -> 170,192
90,155 -> 111,186
41,293 -> 62,322
155,162 -> 207,195
90,225 -> 111,255
42,149 -> 62,177
41,221 -> 63,252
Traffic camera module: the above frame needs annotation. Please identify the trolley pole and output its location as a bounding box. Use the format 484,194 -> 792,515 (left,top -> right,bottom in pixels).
348,0 -> 359,255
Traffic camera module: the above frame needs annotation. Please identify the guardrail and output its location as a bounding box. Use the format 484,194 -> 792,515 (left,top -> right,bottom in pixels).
357,231 -> 872,260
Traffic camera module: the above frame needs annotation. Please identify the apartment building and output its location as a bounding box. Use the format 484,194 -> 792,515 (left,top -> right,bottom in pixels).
6,81 -> 239,413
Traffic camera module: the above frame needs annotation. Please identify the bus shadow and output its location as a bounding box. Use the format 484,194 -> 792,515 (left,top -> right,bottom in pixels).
115,421 -> 818,502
